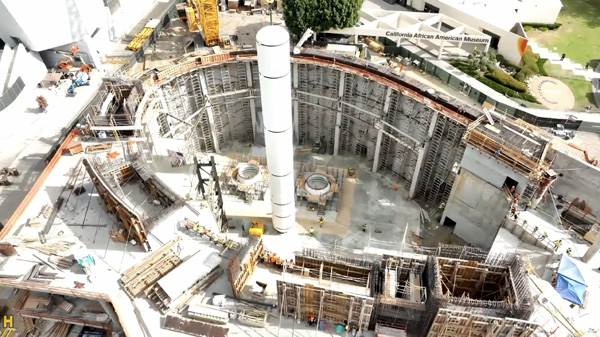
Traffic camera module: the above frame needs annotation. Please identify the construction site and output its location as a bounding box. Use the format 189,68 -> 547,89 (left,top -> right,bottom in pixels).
1,0 -> 600,337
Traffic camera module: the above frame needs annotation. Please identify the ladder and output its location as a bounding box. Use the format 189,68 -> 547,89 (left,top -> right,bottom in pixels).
441,141 -> 466,205
378,92 -> 399,172
428,121 -> 459,206
339,74 -> 354,154
221,64 -> 238,139
418,116 -> 447,201
297,64 -> 309,144
392,147 -> 407,178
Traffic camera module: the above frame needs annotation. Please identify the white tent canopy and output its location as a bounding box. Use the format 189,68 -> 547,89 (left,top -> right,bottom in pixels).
325,11 -> 492,59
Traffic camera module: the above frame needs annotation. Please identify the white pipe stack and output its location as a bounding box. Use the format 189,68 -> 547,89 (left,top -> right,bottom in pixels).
256,26 -> 295,233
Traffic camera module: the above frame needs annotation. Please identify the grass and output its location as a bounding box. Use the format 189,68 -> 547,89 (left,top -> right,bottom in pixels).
544,64 -> 596,110
528,0 -> 600,66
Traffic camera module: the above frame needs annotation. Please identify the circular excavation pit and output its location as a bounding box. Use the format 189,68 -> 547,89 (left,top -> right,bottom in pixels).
305,173 -> 331,196
236,163 -> 262,185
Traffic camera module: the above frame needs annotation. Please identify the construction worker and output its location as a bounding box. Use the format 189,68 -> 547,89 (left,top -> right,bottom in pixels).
308,316 -> 316,326
362,224 -> 367,232
267,252 -> 272,263
541,232 -> 548,240
532,225 -> 538,234
525,202 -> 532,211
319,217 -> 324,228
554,240 -> 562,251
310,227 -> 314,237
260,253 -> 265,263
566,248 -> 572,256
510,186 -> 516,195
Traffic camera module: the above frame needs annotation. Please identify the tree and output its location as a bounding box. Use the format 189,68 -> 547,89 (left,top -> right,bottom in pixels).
467,50 -> 497,73
283,0 -> 364,36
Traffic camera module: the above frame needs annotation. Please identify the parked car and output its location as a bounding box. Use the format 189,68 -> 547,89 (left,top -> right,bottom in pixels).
549,124 -> 575,140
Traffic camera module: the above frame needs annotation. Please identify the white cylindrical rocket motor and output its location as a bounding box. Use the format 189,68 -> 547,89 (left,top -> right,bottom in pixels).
256,26 -> 295,232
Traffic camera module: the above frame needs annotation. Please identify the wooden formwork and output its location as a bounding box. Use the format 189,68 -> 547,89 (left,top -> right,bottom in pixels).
277,280 -> 374,331
435,257 -> 514,303
227,237 -> 264,298
120,237 -> 183,298
82,158 -> 150,251
426,308 -> 539,337
465,130 -> 541,177
294,255 -> 371,287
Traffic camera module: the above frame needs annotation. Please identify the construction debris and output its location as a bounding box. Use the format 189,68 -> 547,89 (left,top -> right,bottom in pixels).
163,314 -> 228,337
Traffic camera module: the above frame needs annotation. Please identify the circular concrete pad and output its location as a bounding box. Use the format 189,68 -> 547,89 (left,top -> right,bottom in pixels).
529,76 -> 575,111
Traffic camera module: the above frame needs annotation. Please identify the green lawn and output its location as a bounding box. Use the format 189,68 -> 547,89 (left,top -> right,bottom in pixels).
544,63 -> 596,110
528,0 -> 600,66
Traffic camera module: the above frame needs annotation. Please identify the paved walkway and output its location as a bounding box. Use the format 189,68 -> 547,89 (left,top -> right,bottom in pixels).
529,42 -> 600,80
529,76 -> 575,110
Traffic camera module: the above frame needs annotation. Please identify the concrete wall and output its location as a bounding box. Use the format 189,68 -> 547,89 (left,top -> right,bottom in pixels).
443,168 -> 510,248
7,44 -> 46,89
551,151 -> 600,214
460,145 -> 530,194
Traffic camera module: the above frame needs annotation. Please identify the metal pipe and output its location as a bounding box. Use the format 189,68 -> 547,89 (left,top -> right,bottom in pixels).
256,26 -> 295,233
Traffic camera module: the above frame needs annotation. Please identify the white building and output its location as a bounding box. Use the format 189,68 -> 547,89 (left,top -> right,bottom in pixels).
410,0 -> 562,25
0,0 -> 160,68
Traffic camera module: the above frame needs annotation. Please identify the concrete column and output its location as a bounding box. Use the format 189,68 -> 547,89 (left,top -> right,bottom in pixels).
334,112 -> 342,156
333,71 -> 345,156
99,300 -> 123,333
583,238 -> 600,263
292,63 -> 300,144
198,73 -> 220,153
245,62 -> 257,138
256,26 -> 295,233
437,40 -> 444,60
408,111 -> 439,198
372,127 -> 384,173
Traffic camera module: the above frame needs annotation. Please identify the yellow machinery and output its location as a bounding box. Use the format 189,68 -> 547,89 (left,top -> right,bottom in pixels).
221,35 -> 232,49
249,220 -> 265,237
191,0 -> 220,46
128,19 -> 160,51
185,1 -> 199,32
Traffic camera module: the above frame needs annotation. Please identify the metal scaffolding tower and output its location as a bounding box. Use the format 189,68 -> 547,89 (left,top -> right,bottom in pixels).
194,0 -> 220,46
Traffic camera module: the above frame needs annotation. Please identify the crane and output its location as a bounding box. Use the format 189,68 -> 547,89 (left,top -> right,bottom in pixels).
293,28 -> 314,54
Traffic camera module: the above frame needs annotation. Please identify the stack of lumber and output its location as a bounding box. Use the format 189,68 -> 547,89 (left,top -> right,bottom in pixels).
43,322 -> 71,337
120,237 -> 183,298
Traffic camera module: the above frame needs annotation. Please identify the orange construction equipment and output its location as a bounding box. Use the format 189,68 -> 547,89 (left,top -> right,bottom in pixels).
567,143 -> 599,166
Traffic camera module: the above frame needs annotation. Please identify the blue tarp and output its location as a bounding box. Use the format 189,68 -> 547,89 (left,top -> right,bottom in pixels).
555,255 -> 587,306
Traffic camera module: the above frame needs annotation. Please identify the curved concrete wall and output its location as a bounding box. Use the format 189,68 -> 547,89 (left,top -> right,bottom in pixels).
156,53 -> 468,206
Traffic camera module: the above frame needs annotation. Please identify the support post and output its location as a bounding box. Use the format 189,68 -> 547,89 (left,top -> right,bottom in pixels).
583,237 -> 600,263
372,127 -> 384,173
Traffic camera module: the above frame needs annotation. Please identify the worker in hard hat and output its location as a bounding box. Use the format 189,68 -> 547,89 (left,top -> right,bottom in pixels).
566,248 -> 572,256
553,240 -> 562,251
310,227 -> 314,237
362,224 -> 367,232
319,217 -> 324,228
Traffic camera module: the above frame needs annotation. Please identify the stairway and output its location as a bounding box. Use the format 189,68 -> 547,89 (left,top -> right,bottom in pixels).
528,42 -> 600,80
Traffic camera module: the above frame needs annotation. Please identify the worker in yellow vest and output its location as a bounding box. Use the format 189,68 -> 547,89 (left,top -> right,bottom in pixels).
310,227 -> 314,237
